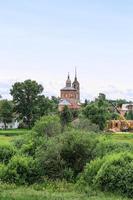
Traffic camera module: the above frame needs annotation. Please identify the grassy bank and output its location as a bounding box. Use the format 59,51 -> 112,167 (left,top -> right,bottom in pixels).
0,184 -> 130,200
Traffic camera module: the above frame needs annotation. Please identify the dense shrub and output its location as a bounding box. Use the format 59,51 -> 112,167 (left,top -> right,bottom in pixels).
72,118 -> 100,132
0,144 -> 16,164
13,137 -> 27,149
80,152 -> 133,198
95,152 -> 133,197
1,155 -> 38,184
79,157 -> 106,186
60,131 -> 97,175
36,130 -> 98,181
93,139 -> 133,158
0,164 -> 7,180
33,115 -> 61,137
36,139 -> 66,180
20,142 -> 36,157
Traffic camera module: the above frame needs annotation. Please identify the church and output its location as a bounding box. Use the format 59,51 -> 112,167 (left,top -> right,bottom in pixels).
58,71 -> 81,111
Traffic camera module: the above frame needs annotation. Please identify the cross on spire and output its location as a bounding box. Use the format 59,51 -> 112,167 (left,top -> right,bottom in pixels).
68,72 -> 70,79
75,67 -> 77,81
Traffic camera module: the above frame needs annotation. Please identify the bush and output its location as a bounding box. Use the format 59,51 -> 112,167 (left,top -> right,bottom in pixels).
80,152 -> 133,198
13,137 -> 26,149
36,130 -> 98,181
79,157 -> 106,186
20,142 -> 36,157
93,139 -> 133,158
2,155 -> 38,184
0,164 -> 7,180
0,144 -> 16,164
36,137 -> 66,180
33,115 -> 61,137
72,118 -> 100,132
60,130 -> 97,176
94,152 -> 133,197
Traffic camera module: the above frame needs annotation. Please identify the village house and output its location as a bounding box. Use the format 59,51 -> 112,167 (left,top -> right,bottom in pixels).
0,119 -> 19,130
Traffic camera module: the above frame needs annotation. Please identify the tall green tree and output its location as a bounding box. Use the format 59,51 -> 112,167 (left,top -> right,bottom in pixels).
126,111 -> 133,120
36,95 -> 58,117
51,96 -> 60,111
60,106 -> 72,131
0,100 -> 13,130
10,79 -> 43,129
83,95 -> 111,130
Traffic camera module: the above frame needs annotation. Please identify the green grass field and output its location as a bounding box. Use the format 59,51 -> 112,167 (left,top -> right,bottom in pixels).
0,135 -> 13,145
0,129 -> 29,145
0,129 -> 30,136
104,132 -> 133,143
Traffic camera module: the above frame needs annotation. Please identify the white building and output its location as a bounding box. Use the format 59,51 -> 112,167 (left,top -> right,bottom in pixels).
119,103 -> 133,116
0,119 -> 19,129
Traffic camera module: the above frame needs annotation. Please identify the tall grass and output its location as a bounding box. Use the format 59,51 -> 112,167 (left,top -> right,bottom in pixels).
0,184 -> 130,200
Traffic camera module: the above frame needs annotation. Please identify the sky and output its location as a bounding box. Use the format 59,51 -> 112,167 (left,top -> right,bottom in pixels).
0,0 -> 133,101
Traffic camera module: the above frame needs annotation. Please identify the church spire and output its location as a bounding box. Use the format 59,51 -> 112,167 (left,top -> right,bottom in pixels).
72,68 -> 80,101
75,67 -> 77,81
68,72 -> 70,80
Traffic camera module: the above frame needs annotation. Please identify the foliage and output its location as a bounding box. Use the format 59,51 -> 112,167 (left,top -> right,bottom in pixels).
1,118 -> 133,199
93,139 -> 133,158
94,152 -> 133,198
78,157 -> 106,186
83,95 -> 130,130
125,110 -> 133,120
36,95 -> 58,117
79,152 -> 133,198
0,144 -> 16,164
110,112 -> 120,120
0,164 -> 7,180
0,155 -> 38,184
0,100 -> 14,130
33,115 -> 61,138
60,131 -> 97,176
72,118 -> 100,132
83,102 -> 110,131
71,109 -> 79,119
36,130 -> 98,180
113,99 -> 128,108
10,79 -> 44,129
60,106 -> 72,130
82,99 -> 90,107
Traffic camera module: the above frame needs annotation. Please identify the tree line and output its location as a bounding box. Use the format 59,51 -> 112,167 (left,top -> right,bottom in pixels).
0,79 -> 132,130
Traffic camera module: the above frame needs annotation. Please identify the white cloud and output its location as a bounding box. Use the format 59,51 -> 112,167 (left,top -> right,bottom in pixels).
0,79 -> 133,102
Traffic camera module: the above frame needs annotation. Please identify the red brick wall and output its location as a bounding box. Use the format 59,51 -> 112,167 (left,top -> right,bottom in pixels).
61,90 -> 76,100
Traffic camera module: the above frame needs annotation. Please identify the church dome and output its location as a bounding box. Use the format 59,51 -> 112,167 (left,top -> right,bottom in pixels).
66,74 -> 71,87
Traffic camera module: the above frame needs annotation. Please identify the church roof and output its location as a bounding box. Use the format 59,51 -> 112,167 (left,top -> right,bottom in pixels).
61,86 -> 76,91
59,99 -> 71,106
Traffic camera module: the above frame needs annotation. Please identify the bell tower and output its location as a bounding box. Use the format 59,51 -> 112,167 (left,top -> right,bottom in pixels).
72,68 -> 80,102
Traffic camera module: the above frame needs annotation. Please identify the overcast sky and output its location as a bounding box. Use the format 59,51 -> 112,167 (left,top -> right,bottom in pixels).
0,0 -> 133,101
